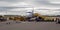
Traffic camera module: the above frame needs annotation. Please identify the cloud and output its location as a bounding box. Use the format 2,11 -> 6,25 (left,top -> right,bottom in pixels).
0,0 -> 60,15
0,0 -> 24,3
0,0 -> 60,8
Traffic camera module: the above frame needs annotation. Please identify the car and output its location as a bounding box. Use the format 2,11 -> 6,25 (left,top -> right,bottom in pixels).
0,17 -> 7,22
56,20 -> 60,24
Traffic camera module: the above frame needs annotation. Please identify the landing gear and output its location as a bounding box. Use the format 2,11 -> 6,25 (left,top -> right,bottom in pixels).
16,21 -> 21,23
35,17 -> 44,22
6,22 -> 10,24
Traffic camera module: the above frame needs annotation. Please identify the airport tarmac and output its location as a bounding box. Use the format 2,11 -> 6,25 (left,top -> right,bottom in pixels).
0,21 -> 60,30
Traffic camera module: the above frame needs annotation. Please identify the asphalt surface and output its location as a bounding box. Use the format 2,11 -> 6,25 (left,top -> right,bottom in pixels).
0,21 -> 60,30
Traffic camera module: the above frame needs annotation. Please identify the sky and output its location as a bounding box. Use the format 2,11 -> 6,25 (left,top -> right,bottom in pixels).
0,0 -> 60,16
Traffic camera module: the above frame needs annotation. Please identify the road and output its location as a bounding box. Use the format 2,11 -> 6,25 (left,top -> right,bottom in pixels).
0,21 -> 60,30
